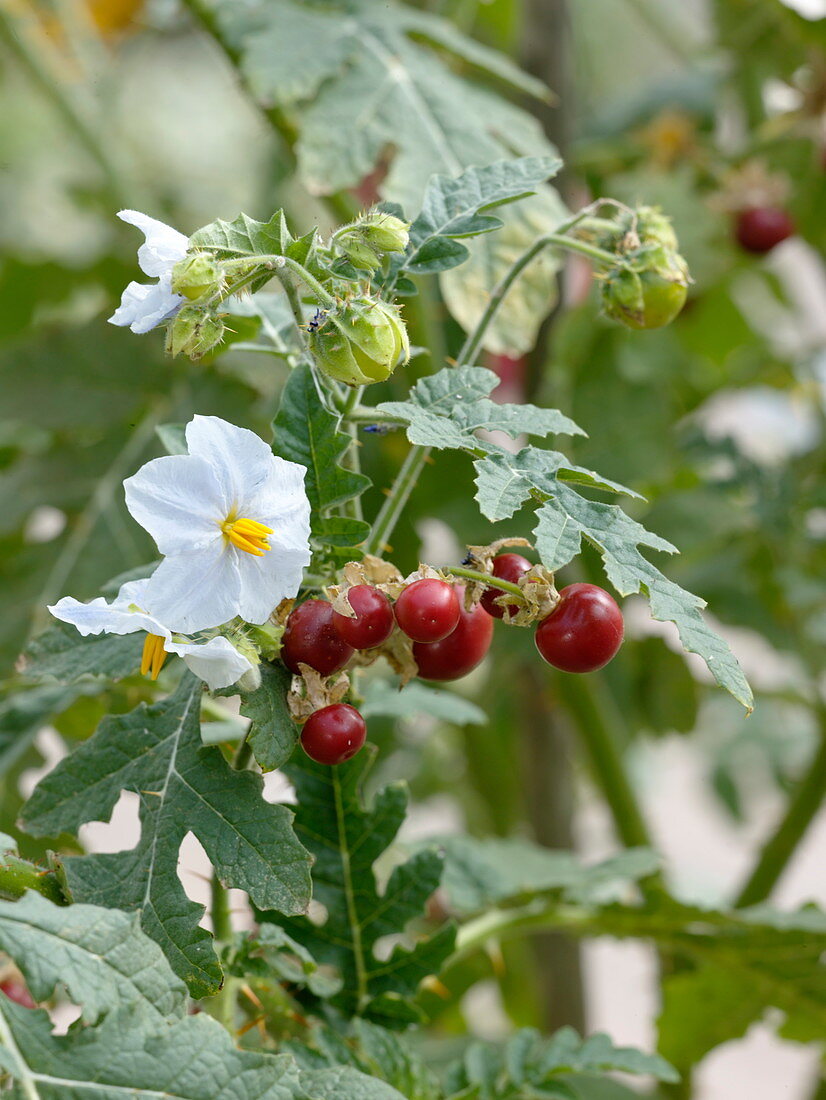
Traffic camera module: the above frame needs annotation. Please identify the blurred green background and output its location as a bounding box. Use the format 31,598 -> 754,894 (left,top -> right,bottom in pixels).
1,0 -> 826,1096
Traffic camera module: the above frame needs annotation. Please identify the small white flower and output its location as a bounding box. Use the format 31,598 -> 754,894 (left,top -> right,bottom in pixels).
108,210 -> 189,335
124,415 -> 311,633
48,580 -> 253,691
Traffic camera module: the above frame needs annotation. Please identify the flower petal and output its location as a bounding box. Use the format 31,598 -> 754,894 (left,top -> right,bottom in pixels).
117,209 -> 189,278
48,594 -> 167,639
141,543 -> 242,633
108,276 -> 183,334
185,416 -> 280,511
234,537 -> 310,624
124,454 -> 227,555
246,458 -> 312,546
167,636 -> 253,691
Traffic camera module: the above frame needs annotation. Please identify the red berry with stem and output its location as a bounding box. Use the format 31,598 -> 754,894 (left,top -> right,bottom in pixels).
395,578 -> 461,643
535,583 -> 623,673
735,207 -> 794,254
480,553 -> 532,619
413,587 -> 494,681
300,704 -> 366,765
331,585 -> 395,650
281,599 -> 354,676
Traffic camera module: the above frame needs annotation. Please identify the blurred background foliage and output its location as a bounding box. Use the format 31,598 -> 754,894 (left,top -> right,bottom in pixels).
1,0 -> 826,1096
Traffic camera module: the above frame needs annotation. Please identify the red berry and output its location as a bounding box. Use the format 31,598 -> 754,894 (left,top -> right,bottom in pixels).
331,585 -> 395,650
300,703 -> 366,765
395,578 -> 460,643
735,207 -> 794,254
281,599 -> 354,676
0,980 -> 35,1009
413,588 -> 494,681
535,583 -> 623,673
480,553 -> 532,619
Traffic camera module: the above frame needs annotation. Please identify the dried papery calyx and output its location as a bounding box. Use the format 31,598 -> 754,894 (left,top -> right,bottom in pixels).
288,665 -> 351,724
461,537 -> 534,607
326,555 -> 406,615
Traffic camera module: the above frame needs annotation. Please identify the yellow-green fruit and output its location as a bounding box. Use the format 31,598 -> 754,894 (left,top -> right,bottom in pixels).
165,307 -> 224,358
602,268 -> 687,330
170,254 -> 222,301
310,298 -> 409,386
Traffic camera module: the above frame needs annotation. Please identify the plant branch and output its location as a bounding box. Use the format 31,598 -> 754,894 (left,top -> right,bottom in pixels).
0,854 -> 67,906
555,674 -> 653,850
735,706 -> 826,908
445,566 -> 523,599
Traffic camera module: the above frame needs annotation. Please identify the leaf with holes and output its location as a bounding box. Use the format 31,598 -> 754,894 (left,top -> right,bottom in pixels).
0,892 -> 186,1023
0,1000 -> 308,1099
273,363 -> 370,561
20,674 -> 311,996
262,749 -> 455,1027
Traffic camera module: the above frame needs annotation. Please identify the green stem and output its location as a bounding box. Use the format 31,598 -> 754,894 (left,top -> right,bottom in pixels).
556,675 -> 653,850
208,734 -> 253,1028
0,855 -> 67,906
345,407 -> 405,425
364,444 -> 429,556
735,714 -> 826,908
445,566 -> 524,599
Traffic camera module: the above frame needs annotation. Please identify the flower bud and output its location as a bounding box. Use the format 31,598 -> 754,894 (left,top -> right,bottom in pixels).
309,297 -> 409,386
166,307 -> 225,358
359,211 -> 410,253
336,233 -> 383,272
334,212 -> 410,271
170,253 -> 223,301
601,245 -> 689,330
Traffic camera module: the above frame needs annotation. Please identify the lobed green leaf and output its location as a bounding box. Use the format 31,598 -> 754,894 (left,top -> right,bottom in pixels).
21,674 -> 311,996
0,892 -> 186,1023
263,749 -> 455,1026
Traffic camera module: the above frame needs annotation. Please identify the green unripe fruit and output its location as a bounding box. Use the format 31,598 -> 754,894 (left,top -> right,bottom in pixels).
309,297 -> 409,386
166,307 -> 225,358
170,253 -> 223,301
603,269 -> 688,330
601,262 -> 688,330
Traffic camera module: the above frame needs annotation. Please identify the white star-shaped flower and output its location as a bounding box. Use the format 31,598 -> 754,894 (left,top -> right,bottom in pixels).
124,415 -> 311,633
108,210 -> 189,334
48,579 -> 253,691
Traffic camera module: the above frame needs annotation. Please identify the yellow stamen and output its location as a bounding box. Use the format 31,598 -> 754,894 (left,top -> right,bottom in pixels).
140,633 -> 168,681
221,516 -> 274,556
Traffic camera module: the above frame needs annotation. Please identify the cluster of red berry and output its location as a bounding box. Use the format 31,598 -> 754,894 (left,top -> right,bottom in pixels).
280,554 -> 624,766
